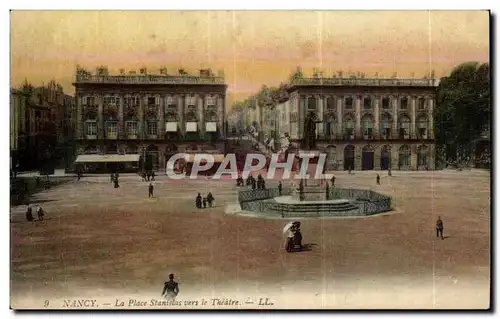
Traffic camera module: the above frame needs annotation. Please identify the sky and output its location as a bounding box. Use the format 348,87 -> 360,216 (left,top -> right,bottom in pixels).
10,10 -> 489,107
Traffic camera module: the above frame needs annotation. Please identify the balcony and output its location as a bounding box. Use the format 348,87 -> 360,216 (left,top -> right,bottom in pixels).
106,133 -> 118,140
127,134 -> 138,139
289,77 -> 439,88
86,134 -> 97,140
76,74 -> 225,85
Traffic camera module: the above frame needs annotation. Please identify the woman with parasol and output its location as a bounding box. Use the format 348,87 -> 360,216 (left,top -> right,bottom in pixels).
283,221 -> 298,252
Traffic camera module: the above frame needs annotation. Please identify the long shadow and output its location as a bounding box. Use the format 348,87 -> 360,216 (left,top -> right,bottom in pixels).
291,243 -> 318,253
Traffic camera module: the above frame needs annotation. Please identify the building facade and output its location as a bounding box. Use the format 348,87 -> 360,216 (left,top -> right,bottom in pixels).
270,76 -> 438,171
11,82 -> 73,172
73,66 -> 227,172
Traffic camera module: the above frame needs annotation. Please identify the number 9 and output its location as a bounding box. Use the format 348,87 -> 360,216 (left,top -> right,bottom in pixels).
44,300 -> 49,307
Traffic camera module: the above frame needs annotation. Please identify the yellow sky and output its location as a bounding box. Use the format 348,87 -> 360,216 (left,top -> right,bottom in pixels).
11,11 -> 489,106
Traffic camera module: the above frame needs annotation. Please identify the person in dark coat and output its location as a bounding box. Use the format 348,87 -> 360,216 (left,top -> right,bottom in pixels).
110,173 -> 114,183
151,171 -> 156,181
251,178 -> 257,190
162,274 -> 179,301
325,183 -> 330,200
202,197 -> 207,209
207,192 -> 214,208
25,205 -> 34,222
148,182 -> 154,198
436,216 -> 444,240
196,193 -> 202,209
293,222 -> 303,250
278,181 -> 282,196
331,175 -> 336,187
376,173 -> 380,185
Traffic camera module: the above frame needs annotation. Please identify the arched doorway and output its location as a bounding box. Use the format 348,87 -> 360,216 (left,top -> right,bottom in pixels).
326,145 -> 336,170
417,145 -> 428,170
380,145 -> 391,170
398,145 -> 411,170
343,145 -> 355,171
145,144 -> 159,171
362,145 -> 375,170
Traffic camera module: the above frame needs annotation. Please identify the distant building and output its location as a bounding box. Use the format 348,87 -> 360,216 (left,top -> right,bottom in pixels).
11,82 -> 75,172
262,74 -> 438,171
73,66 -> 227,173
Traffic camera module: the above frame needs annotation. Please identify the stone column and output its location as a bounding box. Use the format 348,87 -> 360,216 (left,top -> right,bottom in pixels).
76,94 -> 83,139
411,96 -> 417,139
118,94 -> 124,139
178,94 -> 185,136
336,96 -> 343,139
138,94 -> 145,140
410,144 -> 417,170
391,145 -> 399,170
428,143 -> 436,170
97,93 -> 104,139
317,95 -> 324,138
355,95 -> 361,138
355,145 -> 362,171
198,94 -> 205,139
374,95 -> 380,138
392,96 -> 398,139
374,145 -> 381,170
159,95 -> 165,140
428,98 -> 434,139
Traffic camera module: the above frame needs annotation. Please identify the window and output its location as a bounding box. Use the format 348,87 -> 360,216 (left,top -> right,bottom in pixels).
418,98 -> 426,110
363,119 -> 373,138
345,97 -> 353,109
187,95 -> 197,106
148,97 -> 156,106
344,119 -> 354,138
399,117 -> 410,138
381,118 -> 391,138
86,121 -> 97,136
206,96 -> 216,106
104,96 -> 118,106
83,96 -> 96,106
382,98 -> 390,109
418,117 -> 428,138
326,97 -> 335,110
363,97 -> 371,110
126,121 -> 138,136
307,97 -> 316,111
106,122 -> 117,137
400,97 -> 408,110
147,121 -> 158,136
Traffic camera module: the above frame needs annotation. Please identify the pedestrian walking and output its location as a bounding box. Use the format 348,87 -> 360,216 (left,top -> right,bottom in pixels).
25,204 -> 34,222
162,274 -> 179,301
436,216 -> 444,240
196,193 -> 202,209
207,192 -> 214,208
376,173 -> 380,185
36,205 -> 45,221
202,197 -> 207,209
325,183 -> 330,200
151,171 -> 156,181
331,175 -> 336,187
110,173 -> 114,183
148,182 -> 154,198
278,181 -> 282,196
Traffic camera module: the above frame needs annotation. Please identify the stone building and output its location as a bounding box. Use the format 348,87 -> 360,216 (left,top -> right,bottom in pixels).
73,66 -> 227,172
11,82 -> 72,172
272,75 -> 438,171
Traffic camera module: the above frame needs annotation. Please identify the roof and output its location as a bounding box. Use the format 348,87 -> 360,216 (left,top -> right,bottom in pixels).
75,154 -> 140,163
184,154 -> 225,163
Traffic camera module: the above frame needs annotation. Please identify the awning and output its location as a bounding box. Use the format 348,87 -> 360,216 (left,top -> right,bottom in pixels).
184,154 -> 225,163
206,122 -> 217,132
166,122 -> 178,132
75,154 -> 141,163
186,122 -> 198,132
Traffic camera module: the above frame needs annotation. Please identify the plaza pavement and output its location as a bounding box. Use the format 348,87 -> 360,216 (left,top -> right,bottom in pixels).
10,169 -> 491,309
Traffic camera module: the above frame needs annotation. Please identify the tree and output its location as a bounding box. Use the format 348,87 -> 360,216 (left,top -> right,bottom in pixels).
435,61 -> 490,167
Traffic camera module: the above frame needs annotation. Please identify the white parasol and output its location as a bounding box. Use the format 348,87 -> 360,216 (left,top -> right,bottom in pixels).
283,221 -> 296,235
